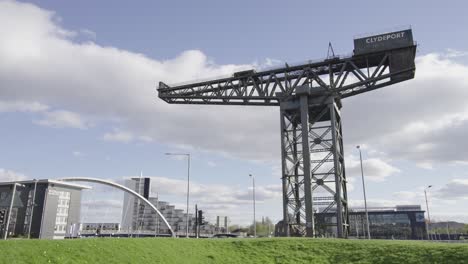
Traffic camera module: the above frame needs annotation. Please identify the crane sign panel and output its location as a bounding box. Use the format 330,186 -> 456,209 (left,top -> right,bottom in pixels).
354,29 -> 413,55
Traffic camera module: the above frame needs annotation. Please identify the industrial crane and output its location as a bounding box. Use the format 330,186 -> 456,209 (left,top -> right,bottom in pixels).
157,29 -> 416,238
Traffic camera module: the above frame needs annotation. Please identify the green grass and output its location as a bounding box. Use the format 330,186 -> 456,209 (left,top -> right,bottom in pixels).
0,238 -> 467,264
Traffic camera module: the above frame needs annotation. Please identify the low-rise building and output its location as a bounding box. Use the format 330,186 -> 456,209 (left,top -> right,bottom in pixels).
0,179 -> 88,239
276,205 -> 427,239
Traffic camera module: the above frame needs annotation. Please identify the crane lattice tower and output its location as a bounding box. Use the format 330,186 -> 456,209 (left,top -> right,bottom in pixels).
157,29 -> 416,238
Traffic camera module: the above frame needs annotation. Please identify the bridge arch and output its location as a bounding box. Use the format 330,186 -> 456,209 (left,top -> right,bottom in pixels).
59,177 -> 175,237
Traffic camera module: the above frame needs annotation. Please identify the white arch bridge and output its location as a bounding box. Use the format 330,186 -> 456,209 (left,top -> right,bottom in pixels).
58,177 -> 175,237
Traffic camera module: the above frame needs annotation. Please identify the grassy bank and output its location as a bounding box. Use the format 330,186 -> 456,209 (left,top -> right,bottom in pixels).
1,238 -> 467,264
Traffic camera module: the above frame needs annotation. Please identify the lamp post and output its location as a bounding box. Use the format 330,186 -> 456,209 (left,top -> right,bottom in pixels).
424,185 -> 432,240
166,152 -> 191,238
356,145 -> 371,239
4,183 -> 24,240
249,174 -> 256,238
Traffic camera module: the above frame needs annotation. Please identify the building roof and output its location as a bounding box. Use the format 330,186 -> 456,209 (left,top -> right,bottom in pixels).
349,205 -> 423,213
317,205 -> 425,214
0,179 -> 91,189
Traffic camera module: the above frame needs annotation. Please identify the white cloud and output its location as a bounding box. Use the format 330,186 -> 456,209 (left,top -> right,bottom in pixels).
0,1 -> 276,160
34,110 -> 88,129
73,151 -> 84,157
349,199 -> 414,209
138,135 -> 153,142
2,1 -> 468,169
102,129 -> 134,143
149,176 -> 280,205
0,168 -> 28,182
416,162 -> 434,170
79,29 -> 96,40
81,198 -> 123,223
346,155 -> 400,182
344,52 -> 468,165
346,177 -> 356,192
445,48 -> 468,58
0,100 -> 88,130
101,129 -> 153,144
434,179 -> 468,199
392,191 -> 421,201
0,100 -> 49,112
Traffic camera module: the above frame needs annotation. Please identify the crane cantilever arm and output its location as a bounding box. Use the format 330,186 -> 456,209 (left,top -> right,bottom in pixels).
158,45 -> 416,106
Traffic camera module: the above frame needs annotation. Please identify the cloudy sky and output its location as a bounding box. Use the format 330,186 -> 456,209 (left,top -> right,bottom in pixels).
1,0 -> 468,226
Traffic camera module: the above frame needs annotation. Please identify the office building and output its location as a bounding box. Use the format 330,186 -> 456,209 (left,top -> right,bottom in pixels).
0,179 -> 88,239
276,205 -> 427,239
347,205 -> 427,239
315,205 -> 426,239
121,177 -> 197,236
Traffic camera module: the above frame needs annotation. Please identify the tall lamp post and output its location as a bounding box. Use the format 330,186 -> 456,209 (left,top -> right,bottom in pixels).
424,185 -> 432,240
166,152 -> 191,238
249,174 -> 256,238
356,146 -> 371,240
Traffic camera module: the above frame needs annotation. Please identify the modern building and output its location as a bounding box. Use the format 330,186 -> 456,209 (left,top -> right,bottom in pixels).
276,205 -> 427,240
121,177 -> 150,232
121,177 -> 198,236
0,179 -> 88,239
346,205 -> 427,240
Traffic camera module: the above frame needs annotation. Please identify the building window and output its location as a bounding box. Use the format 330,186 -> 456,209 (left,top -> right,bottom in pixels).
54,191 -> 70,235
23,189 -> 35,232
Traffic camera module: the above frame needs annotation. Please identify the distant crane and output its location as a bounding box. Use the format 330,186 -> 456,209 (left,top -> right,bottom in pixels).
157,29 -> 416,238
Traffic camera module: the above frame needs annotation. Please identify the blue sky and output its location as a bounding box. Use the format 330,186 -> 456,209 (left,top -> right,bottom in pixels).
24,0 -> 468,62
1,0 -> 468,225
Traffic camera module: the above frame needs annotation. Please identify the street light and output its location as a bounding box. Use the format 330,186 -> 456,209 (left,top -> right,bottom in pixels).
356,145 -> 371,239
424,185 -> 433,240
4,182 -> 25,240
165,152 -> 191,238
249,174 -> 256,238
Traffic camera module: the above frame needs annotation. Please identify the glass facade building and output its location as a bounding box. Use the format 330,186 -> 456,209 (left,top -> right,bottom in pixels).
314,205 -> 427,239
121,177 -> 198,236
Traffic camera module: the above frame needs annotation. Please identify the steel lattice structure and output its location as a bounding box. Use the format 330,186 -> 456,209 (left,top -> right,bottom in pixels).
157,32 -> 416,238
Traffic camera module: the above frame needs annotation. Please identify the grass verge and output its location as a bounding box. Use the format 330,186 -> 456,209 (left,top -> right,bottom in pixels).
0,237 -> 467,264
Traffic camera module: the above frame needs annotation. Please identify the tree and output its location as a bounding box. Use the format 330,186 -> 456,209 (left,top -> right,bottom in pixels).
248,217 -> 275,237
